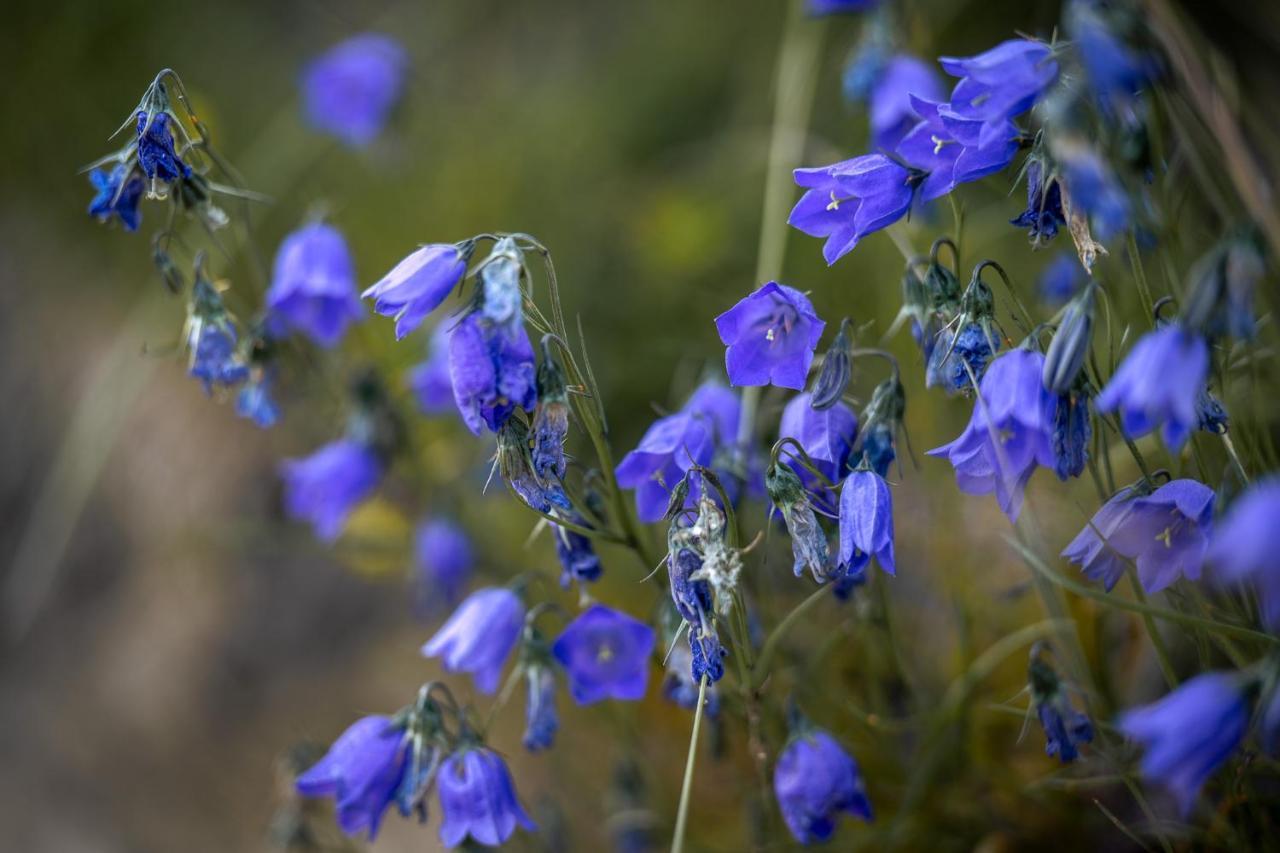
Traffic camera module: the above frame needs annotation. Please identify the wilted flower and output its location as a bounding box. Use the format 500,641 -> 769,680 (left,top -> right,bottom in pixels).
1207,477 -> 1280,629
767,461 -> 833,582
1118,672 -> 1252,816
533,340 -> 570,479
1050,390 -> 1091,481
280,438 -> 382,542
437,747 -> 536,847
867,55 -> 943,151
552,520 -> 603,590
663,638 -> 721,716
779,392 -> 859,503
87,165 -> 144,231
837,469 -> 896,581
267,222 -> 363,348
407,323 -> 456,414
1182,234 -> 1264,342
929,347 -> 1056,521
941,39 -> 1058,135
186,271 -> 249,393
1029,650 -> 1093,763
302,34 -> 408,147
522,661 -> 559,752
449,311 -> 537,435
552,604 -> 655,704
715,282 -> 825,390
136,111 -> 190,183
1195,387 -> 1229,436
789,154 -> 915,264
363,243 -> 470,340
296,715 -> 407,840
774,728 -> 873,843
857,376 -> 905,477
925,322 -> 1001,393
1011,162 -> 1066,244
421,587 -> 524,694
496,419 -> 568,514
413,518 -> 474,608
1096,323 -> 1208,452
236,372 -> 279,428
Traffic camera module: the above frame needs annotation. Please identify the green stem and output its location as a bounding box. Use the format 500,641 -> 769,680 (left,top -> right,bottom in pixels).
752,583 -> 830,690
1127,573 -> 1179,689
670,673 -> 709,853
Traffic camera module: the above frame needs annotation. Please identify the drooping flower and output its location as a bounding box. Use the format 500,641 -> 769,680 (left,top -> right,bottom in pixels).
767,461 -> 833,583
774,729 -> 873,844
87,165 -> 144,231
363,243 -> 469,340
236,372 -> 280,428
296,715 -> 407,840
135,111 -> 190,182
551,604 -> 655,704
436,747 -> 536,847
928,347 -> 1056,521
857,376 -> 905,477
1038,253 -> 1085,306
715,283 -> 825,390
448,311 -> 537,435
421,587 -> 524,694
552,520 -> 603,590
280,439 -> 381,542
1065,478 -> 1214,593
666,543 -> 726,684
406,323 -> 456,415
837,469 -> 896,582
1067,0 -> 1156,111
1207,477 -> 1280,629
779,392 -> 859,504
940,39 -> 1058,137
789,154 -> 915,265
895,97 -> 1020,200
302,34 -> 408,147
1050,390 -> 1091,480
867,55 -> 944,152
496,419 -> 569,514
267,222 -> 363,348
1011,162 -> 1066,243
1117,672 -> 1252,816
1096,324 -> 1208,452
925,322 -> 1001,393
1029,651 -> 1093,763
186,273 -> 249,393
662,638 -> 721,717
522,662 -> 559,752
1182,234 -> 1264,342
533,341 -> 570,479
413,518 -> 474,609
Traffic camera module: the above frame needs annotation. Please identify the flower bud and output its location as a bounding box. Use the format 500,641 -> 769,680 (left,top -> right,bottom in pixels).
809,318 -> 854,411
1043,283 -> 1096,395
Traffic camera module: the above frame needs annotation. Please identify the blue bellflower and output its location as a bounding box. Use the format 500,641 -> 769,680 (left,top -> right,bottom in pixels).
860,421 -> 896,477
667,545 -> 726,682
363,243 -> 469,340
1011,162 -> 1066,243
188,318 -> 249,392
925,322 -> 1001,393
88,165 -> 144,231
136,111 -> 190,182
421,587 -> 524,694
436,747 -> 536,847
1051,391 -> 1091,480
940,39 -> 1059,143
448,311 -> 537,435
267,223 -> 364,348
1068,0 -> 1156,112
774,730 -> 874,844
662,639 -> 721,716
296,715 -> 407,840
1096,324 -> 1208,452
551,604 -> 655,704
867,55 -> 944,152
837,469 -> 896,581
236,373 -> 280,428
553,521 -> 603,589
302,34 -> 408,147
280,439 -> 382,542
1059,146 -> 1130,241
896,97 -> 1019,201
522,663 -> 559,752
407,323 -> 456,415
928,348 -> 1057,521
1207,477 -> 1280,629
1029,655 -> 1094,763
780,393 -> 858,503
789,154 -> 915,264
715,282 -> 826,390
413,518 -> 474,609
1118,672 -> 1250,816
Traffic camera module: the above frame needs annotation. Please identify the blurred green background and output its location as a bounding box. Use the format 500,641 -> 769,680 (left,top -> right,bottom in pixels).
3,0 -> 1280,850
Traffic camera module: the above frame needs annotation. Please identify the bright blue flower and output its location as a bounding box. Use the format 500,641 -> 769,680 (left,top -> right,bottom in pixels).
779,392 -> 859,502
1065,478 -> 1214,593
928,348 -> 1056,521
715,282 -> 825,390
88,165 -> 144,231
363,243 -> 469,340
436,747 -> 535,847
135,111 -> 190,182
1051,391 -> 1091,480
1039,253 -> 1085,306
302,34 -> 408,147
663,638 -> 721,716
406,323 -> 455,415
1118,672 -> 1250,816
421,587 -> 524,694
267,223 -> 364,348
448,311 -> 537,435
236,373 -> 279,428
808,0 -> 880,13
615,381 -> 740,523
774,730 -> 873,843
1068,0 -> 1156,111
552,604 -> 655,704
1011,162 -> 1066,243
789,154 -> 915,265
413,518 -> 474,608
837,469 -> 895,581
925,322 -> 1001,393
296,715 -> 407,840
1059,146 -> 1130,240
1207,477 -> 1280,629
867,55 -> 944,152
553,521 -> 603,589
895,97 -> 1020,202
940,39 -> 1058,140
522,663 -> 559,752
280,439 -> 382,542
1096,324 -> 1208,452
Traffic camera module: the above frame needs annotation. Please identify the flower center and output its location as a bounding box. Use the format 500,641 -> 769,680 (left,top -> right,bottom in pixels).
826,190 -> 859,211
931,135 -> 956,155
596,643 -> 615,664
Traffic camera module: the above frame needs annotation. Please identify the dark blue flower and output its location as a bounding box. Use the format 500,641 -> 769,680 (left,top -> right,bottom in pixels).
940,39 -> 1058,136
928,348 -> 1056,521
363,243 -> 469,340
296,715 -> 407,839
302,34 -> 408,147
1118,672 -> 1250,816
236,373 -> 279,428
1039,253 -> 1085,306
1051,391 -> 1091,480
925,322 -> 1001,393
1096,324 -> 1208,452
715,282 -> 825,390
1207,477 -> 1280,629
522,663 -> 559,752
837,469 -> 895,581
87,165 -> 144,231
421,587 -> 524,694
1195,387 -> 1229,436
436,747 -> 535,847
689,624 -> 726,684
188,318 -> 249,393
1068,0 -> 1156,111
1011,162 -> 1066,243
448,311 -> 537,435
406,324 -> 455,415
267,223 -> 363,348
533,344 -> 570,480
553,521 -> 603,589
774,730 -> 873,843
867,55 -> 944,152
280,439 -> 382,542
135,111 -> 190,182
1029,654 -> 1093,763
859,421 -> 896,478
1058,146 -> 1130,241
496,420 -> 570,514
789,154 -> 915,265
668,546 -> 714,633
663,638 -> 721,716
779,392 -> 859,503
413,518 -> 474,608
552,604 -> 655,704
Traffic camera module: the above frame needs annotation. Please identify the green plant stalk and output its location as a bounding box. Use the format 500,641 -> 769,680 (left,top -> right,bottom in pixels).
670,673 -> 710,853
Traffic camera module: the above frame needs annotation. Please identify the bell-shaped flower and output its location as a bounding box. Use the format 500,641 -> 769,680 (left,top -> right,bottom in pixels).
522,662 -> 559,752
1010,162 -> 1066,244
236,372 -> 279,428
436,747 -> 535,847
413,518 -> 474,609
302,34 -> 408,147
925,322 -> 1001,393
551,604 -> 655,704
296,715 -> 408,840
136,111 -> 190,182
662,638 -> 721,716
421,587 -> 524,694
940,39 -> 1059,140
87,165 -> 144,231
280,438 -> 382,542
774,729 -> 873,844
716,282 -> 826,389
867,55 -> 943,152
448,312 -> 537,435
363,243 -> 469,340
267,223 -> 363,348
789,154 -> 915,265
407,323 -> 456,415
837,469 -> 896,581
779,392 -> 858,503
1096,324 -> 1208,452
1207,477 -> 1280,629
